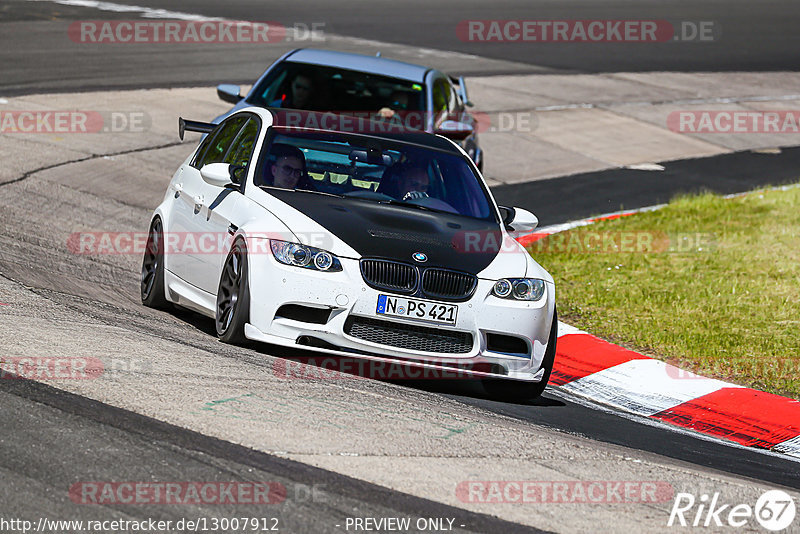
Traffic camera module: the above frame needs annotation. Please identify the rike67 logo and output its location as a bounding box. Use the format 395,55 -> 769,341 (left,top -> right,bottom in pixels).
668,490 -> 796,531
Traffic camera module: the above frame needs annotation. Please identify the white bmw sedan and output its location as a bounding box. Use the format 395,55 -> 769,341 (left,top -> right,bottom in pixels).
141,108 -> 557,400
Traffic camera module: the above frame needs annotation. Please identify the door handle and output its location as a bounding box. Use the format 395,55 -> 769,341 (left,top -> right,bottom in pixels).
172,182 -> 183,197
193,194 -> 204,215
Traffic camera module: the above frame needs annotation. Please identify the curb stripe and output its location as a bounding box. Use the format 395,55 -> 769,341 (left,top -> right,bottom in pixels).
557,359 -> 736,417
516,232 -> 549,246
549,328 -> 800,456
651,388 -> 800,450
551,333 -> 648,386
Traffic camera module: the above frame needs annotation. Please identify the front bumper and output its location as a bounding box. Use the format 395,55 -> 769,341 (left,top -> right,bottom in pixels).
247,252 -> 555,382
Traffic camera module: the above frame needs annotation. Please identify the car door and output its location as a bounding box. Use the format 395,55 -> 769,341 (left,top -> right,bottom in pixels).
194,114 -> 261,294
166,119 -> 234,283
170,114 -> 251,293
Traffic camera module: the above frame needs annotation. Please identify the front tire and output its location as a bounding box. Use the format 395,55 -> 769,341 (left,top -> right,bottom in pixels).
215,238 -> 250,344
482,309 -> 558,402
141,217 -> 169,309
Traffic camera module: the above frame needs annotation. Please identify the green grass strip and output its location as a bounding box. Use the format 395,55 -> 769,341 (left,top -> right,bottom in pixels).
531,184 -> 800,399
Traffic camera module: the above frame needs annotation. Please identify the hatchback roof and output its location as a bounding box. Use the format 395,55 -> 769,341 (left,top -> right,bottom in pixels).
285,49 -> 431,83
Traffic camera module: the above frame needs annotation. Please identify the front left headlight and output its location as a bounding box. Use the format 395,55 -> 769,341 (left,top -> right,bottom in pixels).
491,278 -> 546,301
270,240 -> 342,272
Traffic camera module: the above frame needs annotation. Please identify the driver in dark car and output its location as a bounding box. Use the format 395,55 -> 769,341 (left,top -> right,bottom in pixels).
272,72 -> 315,109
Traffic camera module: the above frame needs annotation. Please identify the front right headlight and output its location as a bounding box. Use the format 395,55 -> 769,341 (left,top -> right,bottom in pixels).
270,240 -> 342,272
491,278 -> 546,301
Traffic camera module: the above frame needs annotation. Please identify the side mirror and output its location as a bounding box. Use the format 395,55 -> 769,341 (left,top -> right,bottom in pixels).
435,119 -> 474,141
499,206 -> 538,233
217,84 -> 243,104
200,163 -> 234,187
498,206 -> 516,228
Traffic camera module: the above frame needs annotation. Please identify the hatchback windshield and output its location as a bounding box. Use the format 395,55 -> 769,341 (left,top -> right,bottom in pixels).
247,61 -> 426,114
255,131 -> 495,221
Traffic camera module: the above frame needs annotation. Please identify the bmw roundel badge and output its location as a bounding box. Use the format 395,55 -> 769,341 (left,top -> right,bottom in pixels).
412,252 -> 427,263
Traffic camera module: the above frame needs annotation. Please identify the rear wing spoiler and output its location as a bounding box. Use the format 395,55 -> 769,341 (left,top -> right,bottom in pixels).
178,117 -> 215,140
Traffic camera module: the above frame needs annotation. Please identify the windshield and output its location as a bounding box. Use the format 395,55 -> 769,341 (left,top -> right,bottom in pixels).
247,61 -> 426,113
255,131 -> 495,221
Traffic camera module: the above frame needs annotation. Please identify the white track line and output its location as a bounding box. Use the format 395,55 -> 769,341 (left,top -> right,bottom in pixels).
773,435 -> 800,459
28,0 -> 225,20
556,322 -> 588,337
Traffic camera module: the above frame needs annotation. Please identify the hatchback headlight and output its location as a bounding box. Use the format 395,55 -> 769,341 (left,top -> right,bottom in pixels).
492,278 -> 546,301
270,240 -> 342,272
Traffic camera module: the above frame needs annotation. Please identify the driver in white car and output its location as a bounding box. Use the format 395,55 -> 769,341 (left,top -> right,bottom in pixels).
267,144 -> 309,189
396,163 -> 430,200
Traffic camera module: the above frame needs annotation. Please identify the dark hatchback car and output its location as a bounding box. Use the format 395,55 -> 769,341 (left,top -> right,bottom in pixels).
214,48 -> 484,171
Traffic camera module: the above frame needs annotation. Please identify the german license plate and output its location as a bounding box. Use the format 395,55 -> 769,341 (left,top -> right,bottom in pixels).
376,294 -> 457,326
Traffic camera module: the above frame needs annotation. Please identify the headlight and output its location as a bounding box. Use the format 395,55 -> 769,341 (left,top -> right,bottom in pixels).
493,278 -> 512,298
270,240 -> 342,272
492,278 -> 546,301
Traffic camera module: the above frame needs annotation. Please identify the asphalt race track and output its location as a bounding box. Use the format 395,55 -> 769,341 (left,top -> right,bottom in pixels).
1,1 -> 799,533
0,378 -> 545,534
3,0 -> 800,94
